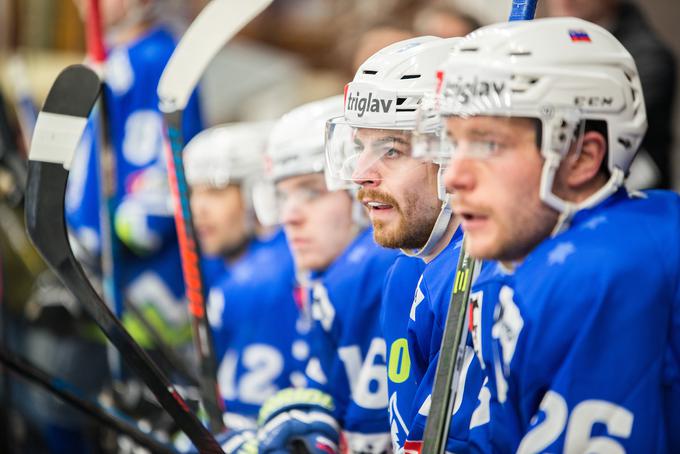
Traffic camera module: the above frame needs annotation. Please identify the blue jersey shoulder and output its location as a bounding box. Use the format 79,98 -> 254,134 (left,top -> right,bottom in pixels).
306,228 -> 398,439
208,233 -> 302,418
474,190 -> 680,453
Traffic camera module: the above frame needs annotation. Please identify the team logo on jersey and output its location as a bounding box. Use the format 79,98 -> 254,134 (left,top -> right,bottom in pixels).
410,276 -> 425,321
468,290 -> 485,369
491,285 -> 523,402
311,282 -> 335,332
492,286 -> 523,368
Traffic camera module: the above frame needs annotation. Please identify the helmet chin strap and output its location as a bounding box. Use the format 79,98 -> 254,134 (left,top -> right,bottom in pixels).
540,154 -> 626,236
401,164 -> 453,259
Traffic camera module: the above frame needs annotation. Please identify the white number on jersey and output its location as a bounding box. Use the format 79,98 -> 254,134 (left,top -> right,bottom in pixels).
338,338 -> 388,410
218,344 -> 284,405
517,391 -> 634,454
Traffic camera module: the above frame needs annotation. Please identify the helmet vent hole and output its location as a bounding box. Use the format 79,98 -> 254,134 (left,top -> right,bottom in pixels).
401,74 -> 421,80
508,51 -> 532,57
460,47 -> 479,52
362,70 -> 378,75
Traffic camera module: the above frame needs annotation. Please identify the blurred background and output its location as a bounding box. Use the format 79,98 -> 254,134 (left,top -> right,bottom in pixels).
0,0 -> 677,187
0,0 -> 676,452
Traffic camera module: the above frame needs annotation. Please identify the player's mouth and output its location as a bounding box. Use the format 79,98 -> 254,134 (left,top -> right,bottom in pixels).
289,236 -> 311,249
365,201 -> 393,210
459,211 -> 489,232
363,200 -> 398,221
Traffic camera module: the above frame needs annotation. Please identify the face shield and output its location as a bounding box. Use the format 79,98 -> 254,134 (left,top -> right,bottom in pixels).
253,173 -> 334,227
325,116 -> 435,186
414,65 -> 586,166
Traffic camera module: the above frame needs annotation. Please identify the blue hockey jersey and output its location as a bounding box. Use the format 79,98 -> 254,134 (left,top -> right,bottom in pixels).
403,227 -> 489,453
467,189 -> 680,453
65,26 -> 203,347
304,228 -> 399,452
380,254 -> 426,450
208,230 -> 305,421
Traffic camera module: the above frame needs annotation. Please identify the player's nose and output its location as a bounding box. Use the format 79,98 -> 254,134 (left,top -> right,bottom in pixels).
444,155 -> 476,194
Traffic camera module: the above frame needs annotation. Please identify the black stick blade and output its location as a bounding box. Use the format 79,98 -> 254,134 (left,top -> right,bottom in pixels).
28,65 -> 100,170
42,65 -> 101,117
24,64 -> 224,453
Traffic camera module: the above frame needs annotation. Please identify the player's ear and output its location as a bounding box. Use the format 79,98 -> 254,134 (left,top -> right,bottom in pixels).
563,130 -> 607,190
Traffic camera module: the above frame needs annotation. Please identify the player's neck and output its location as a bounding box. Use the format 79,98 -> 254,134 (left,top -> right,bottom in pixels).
422,217 -> 461,264
221,237 -> 252,265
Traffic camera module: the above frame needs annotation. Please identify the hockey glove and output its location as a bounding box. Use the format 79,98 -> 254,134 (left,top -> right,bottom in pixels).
257,388 -> 340,454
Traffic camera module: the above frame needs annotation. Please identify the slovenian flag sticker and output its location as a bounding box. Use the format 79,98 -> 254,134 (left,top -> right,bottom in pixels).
569,29 -> 591,42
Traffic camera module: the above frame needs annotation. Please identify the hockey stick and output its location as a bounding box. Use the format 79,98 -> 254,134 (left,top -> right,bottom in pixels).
71,236 -> 201,387
122,297 -> 200,387
157,0 -> 273,433
84,0 -> 126,384
84,0 -> 202,392
421,237 -> 479,454
25,64 -> 224,453
0,345 -> 178,454
421,3 -> 538,453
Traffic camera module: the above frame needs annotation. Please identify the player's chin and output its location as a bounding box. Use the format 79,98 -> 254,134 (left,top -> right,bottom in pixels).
465,231 -> 501,260
294,251 -> 330,272
198,239 -> 219,257
371,224 -> 402,249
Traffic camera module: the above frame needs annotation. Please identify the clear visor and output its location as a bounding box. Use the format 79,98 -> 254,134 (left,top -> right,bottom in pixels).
252,175 -> 336,227
325,116 -> 431,183
413,75 -> 586,163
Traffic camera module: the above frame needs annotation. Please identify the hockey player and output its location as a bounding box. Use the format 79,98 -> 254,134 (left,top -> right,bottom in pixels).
324,36 -> 488,452
433,17 -> 680,452
183,122 -> 304,427
245,95 -> 399,453
66,0 -> 203,352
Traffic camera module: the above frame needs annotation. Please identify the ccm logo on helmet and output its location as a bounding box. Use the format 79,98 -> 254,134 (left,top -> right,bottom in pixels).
346,91 -> 394,117
574,96 -> 614,108
445,77 -> 506,105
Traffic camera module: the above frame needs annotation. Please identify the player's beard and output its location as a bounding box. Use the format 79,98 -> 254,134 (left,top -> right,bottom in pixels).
358,188 -> 438,250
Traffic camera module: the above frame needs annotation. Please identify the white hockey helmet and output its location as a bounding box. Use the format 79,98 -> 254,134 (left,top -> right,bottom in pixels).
325,36 -> 461,258
184,121 -> 272,212
425,17 -> 647,232
253,95 -> 350,226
